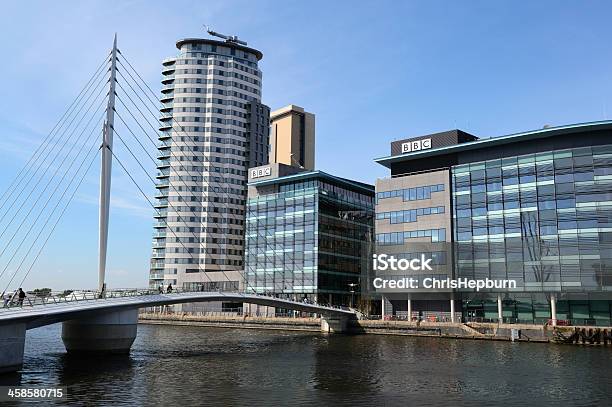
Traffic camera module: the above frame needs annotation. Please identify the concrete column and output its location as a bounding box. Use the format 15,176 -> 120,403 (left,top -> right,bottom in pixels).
62,308 -> 138,353
0,323 -> 26,373
450,297 -> 456,323
497,294 -> 503,323
407,298 -> 412,322
550,294 -> 557,327
381,295 -> 387,318
320,316 -> 350,333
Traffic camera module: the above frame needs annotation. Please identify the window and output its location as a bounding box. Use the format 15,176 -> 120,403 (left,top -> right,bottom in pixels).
376,184 -> 445,202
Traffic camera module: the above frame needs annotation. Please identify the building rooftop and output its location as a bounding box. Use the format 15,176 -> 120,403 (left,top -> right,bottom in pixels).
175,38 -> 263,60
270,104 -> 308,120
375,120 -> 612,168
248,170 -> 374,194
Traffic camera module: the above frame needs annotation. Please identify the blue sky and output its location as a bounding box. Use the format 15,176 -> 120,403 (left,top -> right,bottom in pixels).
0,1 -> 611,290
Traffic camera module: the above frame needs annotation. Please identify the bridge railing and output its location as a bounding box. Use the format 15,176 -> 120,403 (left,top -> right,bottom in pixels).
1,287 -> 356,314
0,288 -> 166,310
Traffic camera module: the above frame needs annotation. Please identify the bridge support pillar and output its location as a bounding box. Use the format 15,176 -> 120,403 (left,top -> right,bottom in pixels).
0,323 -> 26,374
61,308 -> 138,353
321,316 -> 351,334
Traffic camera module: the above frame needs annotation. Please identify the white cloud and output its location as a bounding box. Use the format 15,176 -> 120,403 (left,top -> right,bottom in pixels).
75,191 -> 152,218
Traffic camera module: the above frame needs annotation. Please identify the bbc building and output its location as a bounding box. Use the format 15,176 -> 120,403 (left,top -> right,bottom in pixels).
374,122 -> 612,325
244,163 -> 374,310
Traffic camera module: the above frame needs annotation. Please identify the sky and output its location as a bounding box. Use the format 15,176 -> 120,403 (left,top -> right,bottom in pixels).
0,1 -> 611,290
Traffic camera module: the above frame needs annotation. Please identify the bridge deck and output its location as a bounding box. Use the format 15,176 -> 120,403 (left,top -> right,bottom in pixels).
0,291 -> 355,329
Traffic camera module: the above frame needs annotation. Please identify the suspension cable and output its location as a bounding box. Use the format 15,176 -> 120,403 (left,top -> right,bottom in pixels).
109,148 -> 224,287
7,147 -> 100,292
114,60 -> 260,293
0,53 -> 110,214
113,124 -> 249,292
0,69 -> 109,227
2,134 -> 101,290
113,96 -> 255,294
0,83 -> 109,249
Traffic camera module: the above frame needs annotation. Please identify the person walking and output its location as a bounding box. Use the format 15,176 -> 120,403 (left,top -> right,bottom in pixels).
2,291 -> 10,308
166,284 -> 173,293
17,288 -> 26,307
158,285 -> 163,294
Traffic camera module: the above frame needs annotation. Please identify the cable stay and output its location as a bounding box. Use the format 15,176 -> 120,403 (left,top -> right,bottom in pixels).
112,51 -> 260,294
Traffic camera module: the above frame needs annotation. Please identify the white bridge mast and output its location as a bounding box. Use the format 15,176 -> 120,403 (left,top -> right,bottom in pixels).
98,34 -> 118,294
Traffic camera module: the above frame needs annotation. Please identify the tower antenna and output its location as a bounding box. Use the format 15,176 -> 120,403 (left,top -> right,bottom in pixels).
203,25 -> 247,46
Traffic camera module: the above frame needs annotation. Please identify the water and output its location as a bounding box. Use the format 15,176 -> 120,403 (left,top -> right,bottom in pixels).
3,323 -> 612,406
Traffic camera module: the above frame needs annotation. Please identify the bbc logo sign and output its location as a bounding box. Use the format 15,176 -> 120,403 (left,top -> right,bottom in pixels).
401,138 -> 432,154
250,166 -> 271,179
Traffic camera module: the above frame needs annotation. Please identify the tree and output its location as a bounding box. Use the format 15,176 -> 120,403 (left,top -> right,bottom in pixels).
31,288 -> 52,297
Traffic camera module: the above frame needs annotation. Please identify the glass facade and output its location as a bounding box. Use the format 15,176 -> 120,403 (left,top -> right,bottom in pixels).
452,144 -> 612,324
245,175 -> 374,306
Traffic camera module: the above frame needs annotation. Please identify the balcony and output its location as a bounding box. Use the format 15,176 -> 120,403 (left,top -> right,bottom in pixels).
158,132 -> 172,141
162,57 -> 176,66
161,85 -> 174,94
153,231 -> 167,238
162,65 -> 176,75
161,75 -> 175,84
157,160 -> 170,169
153,200 -> 168,209
160,95 -> 174,103
153,210 -> 167,219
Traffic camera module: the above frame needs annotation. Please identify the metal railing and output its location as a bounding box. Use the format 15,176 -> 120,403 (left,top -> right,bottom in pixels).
0,288 -> 172,311
1,288 -> 355,314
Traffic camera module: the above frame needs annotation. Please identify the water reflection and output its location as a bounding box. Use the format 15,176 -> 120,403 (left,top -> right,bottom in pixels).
11,324 -> 612,406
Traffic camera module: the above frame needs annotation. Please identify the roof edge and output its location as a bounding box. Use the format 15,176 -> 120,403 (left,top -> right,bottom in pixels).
375,120 -> 612,168
175,38 -> 263,60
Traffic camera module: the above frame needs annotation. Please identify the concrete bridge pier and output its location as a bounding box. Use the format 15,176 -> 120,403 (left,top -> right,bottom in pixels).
320,315 -> 352,334
0,323 -> 26,374
61,308 -> 138,353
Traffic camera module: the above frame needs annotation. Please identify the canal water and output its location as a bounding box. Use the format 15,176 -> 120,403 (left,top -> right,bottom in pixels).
4,323 -> 612,406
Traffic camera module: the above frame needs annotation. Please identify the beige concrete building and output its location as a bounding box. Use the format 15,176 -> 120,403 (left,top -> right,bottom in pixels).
269,105 -> 315,170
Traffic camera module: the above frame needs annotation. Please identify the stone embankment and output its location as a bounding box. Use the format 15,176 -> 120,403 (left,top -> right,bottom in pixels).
139,313 -> 612,345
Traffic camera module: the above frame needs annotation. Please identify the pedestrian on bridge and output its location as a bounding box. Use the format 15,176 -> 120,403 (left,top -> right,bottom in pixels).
158,285 -> 163,294
2,291 -> 10,308
17,288 -> 26,307
166,284 -> 173,294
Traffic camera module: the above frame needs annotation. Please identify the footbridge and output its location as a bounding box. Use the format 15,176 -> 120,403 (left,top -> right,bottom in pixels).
0,289 -> 356,373
0,36 -> 358,375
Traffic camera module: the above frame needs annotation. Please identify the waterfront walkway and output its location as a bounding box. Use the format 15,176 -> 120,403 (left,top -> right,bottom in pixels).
138,312 -> 612,345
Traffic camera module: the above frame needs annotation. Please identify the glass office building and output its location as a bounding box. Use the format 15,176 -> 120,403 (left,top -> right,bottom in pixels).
374,123 -> 612,325
452,144 -> 612,324
245,165 -> 374,306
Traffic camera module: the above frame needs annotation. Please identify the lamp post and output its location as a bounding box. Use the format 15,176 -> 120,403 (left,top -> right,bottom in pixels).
348,283 -> 358,308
